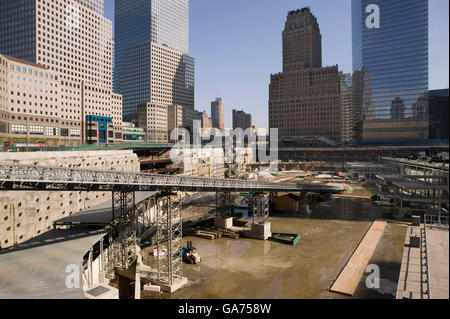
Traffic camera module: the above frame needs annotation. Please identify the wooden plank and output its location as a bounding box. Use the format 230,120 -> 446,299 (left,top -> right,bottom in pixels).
330,221 -> 387,296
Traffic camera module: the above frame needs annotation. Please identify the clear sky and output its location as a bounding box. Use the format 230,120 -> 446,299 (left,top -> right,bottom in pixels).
104,0 -> 449,129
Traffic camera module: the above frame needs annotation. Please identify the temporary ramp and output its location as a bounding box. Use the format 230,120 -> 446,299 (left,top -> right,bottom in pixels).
330,221 -> 387,296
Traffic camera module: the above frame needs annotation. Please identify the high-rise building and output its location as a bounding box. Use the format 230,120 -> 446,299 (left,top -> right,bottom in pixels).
428,89 -> 449,140
200,111 -> 212,129
114,0 -> 194,129
352,0 -> 429,141
269,8 -> 348,144
138,102 -> 168,143
168,104 -> 183,134
340,73 -> 353,143
211,98 -> 225,129
283,7 -> 322,72
232,110 -> 252,131
0,0 -> 122,145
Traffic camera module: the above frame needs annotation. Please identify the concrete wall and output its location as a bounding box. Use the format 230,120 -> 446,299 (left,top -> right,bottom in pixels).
0,150 -> 140,249
176,148 -> 225,178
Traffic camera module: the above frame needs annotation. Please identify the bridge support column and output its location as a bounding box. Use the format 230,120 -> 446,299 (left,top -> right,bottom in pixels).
110,191 -> 137,271
241,193 -> 271,240
215,192 -> 233,229
153,193 -> 186,293
253,193 -> 270,224
299,191 -> 311,215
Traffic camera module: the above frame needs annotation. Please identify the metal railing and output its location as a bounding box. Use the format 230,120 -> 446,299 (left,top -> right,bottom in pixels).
423,214 -> 449,299
0,163 -> 344,194
424,214 -> 449,228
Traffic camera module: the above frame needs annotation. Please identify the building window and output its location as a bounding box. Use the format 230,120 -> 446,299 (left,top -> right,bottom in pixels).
70,129 -> 81,137
88,130 -> 97,137
12,124 -> 27,134
0,122 -> 8,133
60,128 -> 69,137
30,125 -> 44,135
46,127 -> 58,136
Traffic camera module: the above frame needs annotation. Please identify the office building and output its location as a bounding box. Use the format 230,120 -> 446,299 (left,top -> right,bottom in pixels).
168,104 -> 183,134
269,8 -> 347,144
211,98 -> 225,129
428,89 -> 449,140
114,0 -> 194,129
122,122 -> 145,141
200,111 -> 212,129
352,0 -> 429,141
340,73 -> 353,142
232,109 -> 252,131
283,7 -> 322,71
0,54 -> 67,144
138,102 -> 168,143
0,0 -> 122,146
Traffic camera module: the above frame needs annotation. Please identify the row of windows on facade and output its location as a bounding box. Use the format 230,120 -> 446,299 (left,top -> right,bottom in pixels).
9,65 -> 56,80
10,123 -> 80,136
36,1 -> 108,25
36,42 -> 112,68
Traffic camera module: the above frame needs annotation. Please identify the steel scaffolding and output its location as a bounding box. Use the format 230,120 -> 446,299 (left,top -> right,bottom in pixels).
253,194 -> 270,224
215,192 -> 232,219
155,194 -> 183,286
110,191 -> 137,270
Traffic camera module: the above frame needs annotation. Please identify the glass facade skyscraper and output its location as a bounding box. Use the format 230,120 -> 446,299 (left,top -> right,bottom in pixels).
0,0 -> 36,61
352,0 -> 429,140
114,0 -> 192,126
114,0 -> 152,93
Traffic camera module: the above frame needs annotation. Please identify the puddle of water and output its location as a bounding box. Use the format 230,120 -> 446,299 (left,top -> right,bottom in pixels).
143,198 -> 403,299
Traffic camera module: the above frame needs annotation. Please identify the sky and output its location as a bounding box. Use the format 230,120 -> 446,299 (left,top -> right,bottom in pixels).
104,0 -> 450,129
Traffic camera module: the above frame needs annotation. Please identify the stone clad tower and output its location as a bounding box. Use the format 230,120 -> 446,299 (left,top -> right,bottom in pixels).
283,7 -> 322,72
269,8 -> 348,144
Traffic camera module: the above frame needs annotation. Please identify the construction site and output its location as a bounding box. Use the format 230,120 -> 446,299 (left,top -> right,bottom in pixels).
0,145 -> 448,300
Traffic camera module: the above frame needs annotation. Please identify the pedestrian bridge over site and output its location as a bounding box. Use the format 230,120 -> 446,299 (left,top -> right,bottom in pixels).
0,163 -> 344,194
0,163 -> 343,296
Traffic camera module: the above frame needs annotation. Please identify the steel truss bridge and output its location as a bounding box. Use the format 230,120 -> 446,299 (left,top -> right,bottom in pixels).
0,163 -> 343,290
0,164 -> 344,193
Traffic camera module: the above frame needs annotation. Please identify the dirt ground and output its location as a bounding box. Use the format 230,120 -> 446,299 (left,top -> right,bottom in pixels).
142,198 -> 406,299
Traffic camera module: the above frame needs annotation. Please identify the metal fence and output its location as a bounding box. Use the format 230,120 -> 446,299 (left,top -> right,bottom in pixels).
424,214 -> 449,228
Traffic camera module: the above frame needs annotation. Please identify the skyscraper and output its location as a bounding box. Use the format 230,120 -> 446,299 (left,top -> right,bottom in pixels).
352,0 -> 429,140
0,0 -> 122,145
232,110 -> 252,131
283,7 -> 322,72
211,98 -> 225,129
269,8 -> 348,144
114,0 -> 194,129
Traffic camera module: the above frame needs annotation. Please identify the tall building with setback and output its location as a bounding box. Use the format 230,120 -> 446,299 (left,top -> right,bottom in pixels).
232,109 -> 252,131
283,7 -> 322,71
211,98 -> 225,129
269,8 -> 349,144
114,0 -> 195,130
0,0 -> 122,145
352,0 -> 429,141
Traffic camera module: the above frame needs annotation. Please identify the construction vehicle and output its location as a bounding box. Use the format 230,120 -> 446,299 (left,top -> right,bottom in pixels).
182,241 -> 201,264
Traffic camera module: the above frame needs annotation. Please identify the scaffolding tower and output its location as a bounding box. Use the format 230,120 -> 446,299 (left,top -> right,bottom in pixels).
253,193 -> 270,224
155,194 -> 183,286
215,192 -> 233,219
110,191 -> 137,270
